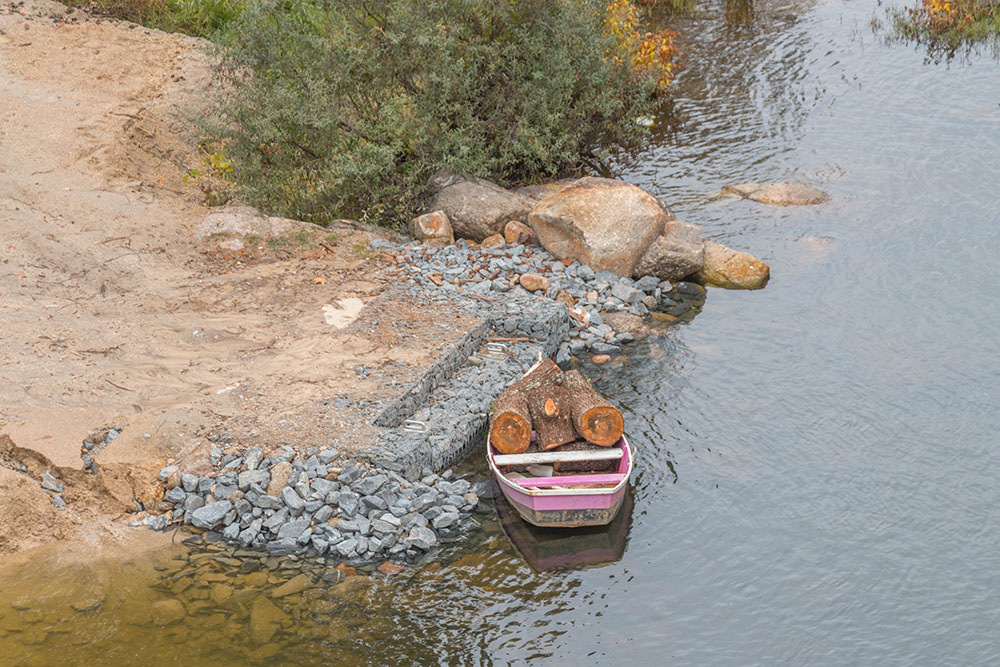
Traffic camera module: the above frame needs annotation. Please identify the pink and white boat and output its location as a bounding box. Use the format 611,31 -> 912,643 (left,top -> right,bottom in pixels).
487,434 -> 633,528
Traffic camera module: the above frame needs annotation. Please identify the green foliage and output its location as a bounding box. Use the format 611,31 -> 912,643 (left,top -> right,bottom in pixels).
212,0 -> 658,227
888,0 -> 1000,59
65,0 -> 239,37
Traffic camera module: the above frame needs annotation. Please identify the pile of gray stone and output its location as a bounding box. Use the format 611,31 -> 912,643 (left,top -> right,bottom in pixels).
153,445 -> 484,565
372,237 -> 684,364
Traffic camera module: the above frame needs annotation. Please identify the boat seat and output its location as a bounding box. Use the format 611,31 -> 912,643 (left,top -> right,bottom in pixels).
493,448 -> 624,466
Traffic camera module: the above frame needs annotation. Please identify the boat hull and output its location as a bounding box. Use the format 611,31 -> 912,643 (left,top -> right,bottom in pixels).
488,436 -> 632,528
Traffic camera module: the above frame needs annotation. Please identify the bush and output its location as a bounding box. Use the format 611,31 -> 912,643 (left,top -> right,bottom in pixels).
66,0 -> 239,37
213,0 -> 663,227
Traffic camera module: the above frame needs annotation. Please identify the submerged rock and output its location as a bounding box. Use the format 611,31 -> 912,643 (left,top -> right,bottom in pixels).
151,599 -> 186,626
527,177 -> 668,277
723,182 -> 830,206
250,596 -> 287,644
694,240 -> 770,290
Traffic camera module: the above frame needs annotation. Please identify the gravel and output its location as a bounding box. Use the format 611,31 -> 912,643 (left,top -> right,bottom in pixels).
155,448 -> 481,567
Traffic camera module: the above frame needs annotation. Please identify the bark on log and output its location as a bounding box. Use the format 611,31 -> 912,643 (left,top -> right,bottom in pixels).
563,370 -> 624,446
527,385 -> 576,450
489,359 -> 564,454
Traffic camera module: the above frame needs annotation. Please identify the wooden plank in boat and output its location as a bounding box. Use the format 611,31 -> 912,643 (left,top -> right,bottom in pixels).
493,448 -> 623,466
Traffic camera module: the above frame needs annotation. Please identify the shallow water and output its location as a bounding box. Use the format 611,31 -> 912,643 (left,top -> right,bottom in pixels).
4,0 -> 1000,663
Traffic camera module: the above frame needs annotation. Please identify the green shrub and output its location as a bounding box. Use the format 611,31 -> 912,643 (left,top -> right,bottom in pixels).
65,0 -> 239,37
213,0 -> 659,227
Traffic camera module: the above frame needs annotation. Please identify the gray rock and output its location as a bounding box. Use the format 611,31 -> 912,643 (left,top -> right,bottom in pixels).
338,492 -> 360,516
281,487 -> 305,514
238,469 -> 270,491
182,495 -> 205,512
181,473 -> 198,493
611,282 -> 642,304
165,487 -> 187,504
222,523 -> 241,542
51,496 -> 66,508
338,465 -> 362,485
336,538 -> 359,557
277,518 -> 310,541
190,501 -> 233,530
338,519 -> 361,533
403,526 -> 438,551
158,466 -> 178,482
314,505 -> 334,523
317,449 -> 339,465
432,512 -> 461,529
255,494 -> 281,510
353,473 -> 388,496
242,447 -> 263,471
213,483 -> 238,500
311,478 -> 337,498
362,495 -> 388,511
304,499 -> 323,513
634,275 -> 660,292
146,515 -> 167,531
410,493 -> 436,513
265,539 -> 298,556
41,472 -> 63,493
263,509 -> 288,531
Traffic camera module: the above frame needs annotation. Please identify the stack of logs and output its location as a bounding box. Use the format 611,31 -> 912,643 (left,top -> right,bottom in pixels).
489,359 -> 624,462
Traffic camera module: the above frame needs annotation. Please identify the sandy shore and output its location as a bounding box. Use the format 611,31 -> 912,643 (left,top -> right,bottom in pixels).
0,0 -> 482,559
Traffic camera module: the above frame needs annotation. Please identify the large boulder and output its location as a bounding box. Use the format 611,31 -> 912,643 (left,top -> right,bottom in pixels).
722,182 -> 829,206
693,240 -> 770,290
633,220 -> 704,281
426,172 -> 534,242
527,177 -> 669,277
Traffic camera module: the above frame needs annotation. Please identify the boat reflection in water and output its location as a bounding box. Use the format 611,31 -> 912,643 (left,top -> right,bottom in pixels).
493,483 -> 634,573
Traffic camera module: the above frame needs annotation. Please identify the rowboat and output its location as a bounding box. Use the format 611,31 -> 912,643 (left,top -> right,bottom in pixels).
494,481 -> 633,571
487,434 -> 633,528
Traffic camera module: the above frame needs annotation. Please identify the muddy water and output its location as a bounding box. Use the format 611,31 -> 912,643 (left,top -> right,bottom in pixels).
4,0 -> 1000,663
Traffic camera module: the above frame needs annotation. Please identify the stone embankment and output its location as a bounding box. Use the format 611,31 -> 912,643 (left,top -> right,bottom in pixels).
144,233 -> 698,566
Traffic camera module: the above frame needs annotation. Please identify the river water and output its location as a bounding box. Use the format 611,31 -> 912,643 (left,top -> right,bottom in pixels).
3,0 -> 1000,664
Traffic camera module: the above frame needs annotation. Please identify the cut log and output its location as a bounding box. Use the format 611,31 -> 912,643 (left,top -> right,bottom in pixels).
563,370 -> 624,446
489,358 -> 564,454
490,390 -> 531,454
527,385 -> 576,451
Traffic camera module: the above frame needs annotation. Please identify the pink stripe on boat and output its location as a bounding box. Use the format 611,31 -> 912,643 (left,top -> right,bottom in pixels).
513,473 -> 625,488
